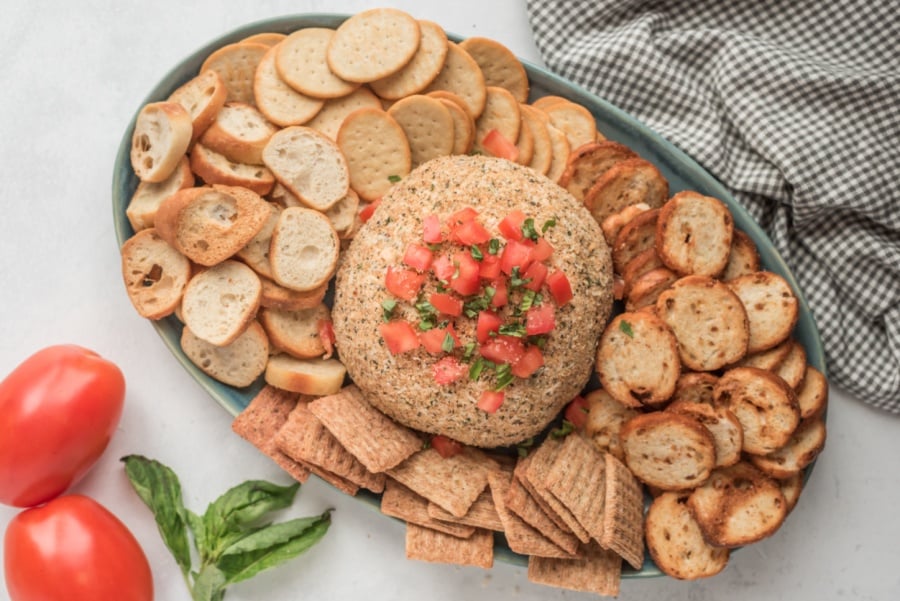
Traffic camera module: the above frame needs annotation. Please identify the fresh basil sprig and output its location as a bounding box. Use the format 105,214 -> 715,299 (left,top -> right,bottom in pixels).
122,455 -> 331,601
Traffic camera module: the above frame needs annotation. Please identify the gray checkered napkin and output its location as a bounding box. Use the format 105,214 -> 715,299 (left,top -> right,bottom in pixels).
526,0 -> 900,411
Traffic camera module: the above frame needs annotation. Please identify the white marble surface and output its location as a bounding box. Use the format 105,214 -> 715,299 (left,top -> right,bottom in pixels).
1,1 -> 898,600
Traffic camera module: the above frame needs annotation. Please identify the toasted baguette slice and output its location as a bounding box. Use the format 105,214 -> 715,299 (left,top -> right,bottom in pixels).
259,276 -> 329,311
656,275 -> 750,371
721,229 -> 760,281
645,492 -> 729,580
656,191 -> 734,277
583,388 -> 639,462
620,412 -> 717,490
181,320 -> 269,387
601,202 -> 651,249
260,304 -> 330,359
734,338 -> 793,371
687,462 -> 787,548
558,140 -> 637,202
265,354 -> 347,396
670,372 -> 719,406
235,202 -> 281,279
748,416 -> 826,479
714,367 -> 801,455
199,102 -> 279,165
779,473 -> 803,513
612,208 -> 659,274
584,157 -> 669,228
166,69 -> 228,144
120,228 -> 191,319
155,185 -> 272,266
126,156 -> 195,232
189,143 -> 275,196
262,126 -> 350,211
181,260 -> 261,346
130,101 -> 193,182
596,311 -> 680,407
269,207 -> 340,291
625,267 -> 678,312
727,271 -> 799,354
325,188 -> 361,238
667,401 -> 743,468
774,339 -> 807,389
620,247 -> 664,296
796,365 -> 828,419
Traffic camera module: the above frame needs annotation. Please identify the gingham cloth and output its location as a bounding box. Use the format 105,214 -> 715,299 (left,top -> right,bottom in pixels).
526,0 -> 900,411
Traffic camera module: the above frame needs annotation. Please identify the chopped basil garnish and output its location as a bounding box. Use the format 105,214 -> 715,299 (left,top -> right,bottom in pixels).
381,299 -> 397,322
551,420 -> 576,439
469,356 -> 487,381
498,322 -> 526,337
619,319 -> 635,338
388,174 -> 402,183
521,218 -> 539,241
441,332 -> 455,353
470,244 -> 484,261
542,217 -> 557,233
488,238 -> 501,255
462,341 -> 477,361
494,363 -> 514,390
519,289 -> 537,312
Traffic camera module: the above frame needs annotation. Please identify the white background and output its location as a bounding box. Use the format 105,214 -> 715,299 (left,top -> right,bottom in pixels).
1,1 -> 898,600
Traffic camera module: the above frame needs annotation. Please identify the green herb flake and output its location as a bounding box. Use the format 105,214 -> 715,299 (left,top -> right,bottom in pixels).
550,420 -> 576,439
469,356 -> 486,381
441,333 -> 455,353
498,322 -> 526,338
488,238 -> 501,255
494,363 -> 514,390
521,218 -> 539,241
381,299 -> 397,322
516,437 -> 535,458
619,319 -> 635,338
462,341 -> 477,361
388,174 -> 402,183
470,244 -> 484,261
542,217 -> 557,233
519,289 -> 537,312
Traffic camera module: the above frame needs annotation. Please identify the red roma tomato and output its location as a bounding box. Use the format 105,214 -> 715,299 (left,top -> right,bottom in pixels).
4,494 -> 153,601
498,210 -> 526,241
429,292 -> 463,317
449,252 -> 481,296
0,345 -> 125,508
422,214 -> 443,244
479,335 -> 526,365
402,243 -> 434,271
526,304 -> 556,336
511,345 -> 544,378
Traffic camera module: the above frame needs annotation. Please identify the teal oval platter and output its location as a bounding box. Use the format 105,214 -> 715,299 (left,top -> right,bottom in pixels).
112,14 -> 826,578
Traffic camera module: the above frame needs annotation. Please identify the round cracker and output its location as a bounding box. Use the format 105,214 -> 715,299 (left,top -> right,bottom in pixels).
387,94 -> 454,168
437,97 -> 475,155
337,107 -> 412,201
200,41 -> 269,104
304,86 -> 383,140
459,36 -> 529,103
240,32 -> 287,47
327,8 -> 421,83
276,28 -> 359,99
543,100 -> 598,150
370,20 -> 449,99
520,104 -> 552,175
423,42 -> 487,118
545,122 -> 571,183
472,86 -> 521,155
254,44 -> 324,127
515,112 -> 535,166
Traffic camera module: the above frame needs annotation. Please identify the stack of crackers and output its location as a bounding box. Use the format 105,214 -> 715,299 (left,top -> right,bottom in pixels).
233,384 -> 646,596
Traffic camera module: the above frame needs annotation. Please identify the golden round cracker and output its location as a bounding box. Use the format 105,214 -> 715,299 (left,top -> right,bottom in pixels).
200,41 -> 269,104
515,112 -> 535,166
276,28 -> 359,99
520,104 -> 552,175
437,98 -> 475,155
371,20 -> 449,100
546,123 -> 571,183
337,107 -> 412,201
254,44 -> 324,127
240,32 -> 287,47
472,86 -> 521,155
544,100 -> 598,150
327,8 -> 421,83
304,86 -> 383,140
459,36 -> 529,103
387,94 -> 454,168
423,42 -> 487,118
532,95 -> 568,110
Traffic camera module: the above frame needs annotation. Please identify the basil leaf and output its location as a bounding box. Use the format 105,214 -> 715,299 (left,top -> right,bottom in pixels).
121,455 -> 193,578
191,565 -> 227,601
619,319 -> 635,338
203,480 -> 300,558
217,512 -> 332,585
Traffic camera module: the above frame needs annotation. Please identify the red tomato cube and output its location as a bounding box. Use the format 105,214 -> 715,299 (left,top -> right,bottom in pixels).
449,252 -> 481,296
522,261 -> 548,291
432,356 -> 467,385
423,214 -> 443,244
385,266 -> 426,301
403,244 -> 434,271
547,270 -> 573,306
476,311 -> 502,344
498,210 -> 526,241
477,390 -> 505,413
430,292 -> 463,317
380,321 -> 420,355
481,129 -> 519,162
525,304 -> 556,336
511,345 -> 544,378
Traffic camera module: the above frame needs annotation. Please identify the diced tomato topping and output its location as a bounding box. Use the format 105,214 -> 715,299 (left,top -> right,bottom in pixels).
482,129 -> 520,162
379,321 -> 420,355
490,278 -> 508,308
317,318 -> 336,359
478,254 -> 502,280
500,239 -> 533,275
479,335 -> 526,365
358,198 -> 381,223
531,237 -> 554,262
432,254 -> 455,282
451,219 -> 491,246
422,214 -> 443,244
564,395 -> 590,430
522,261 -> 548,292
432,356 -> 467,385
385,266 -> 426,301
402,243 -> 434,271
546,270 -> 573,306
477,390 -> 505,414
430,292 -> 463,317
449,251 -> 481,296
476,311 -> 502,344
420,325 -> 458,355
431,434 -> 464,458
526,303 -> 556,336
511,345 -> 544,378
498,210 -> 526,241
447,207 -> 478,228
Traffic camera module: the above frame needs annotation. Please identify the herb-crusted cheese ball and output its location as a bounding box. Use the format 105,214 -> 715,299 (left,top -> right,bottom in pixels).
332,155 -> 613,448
